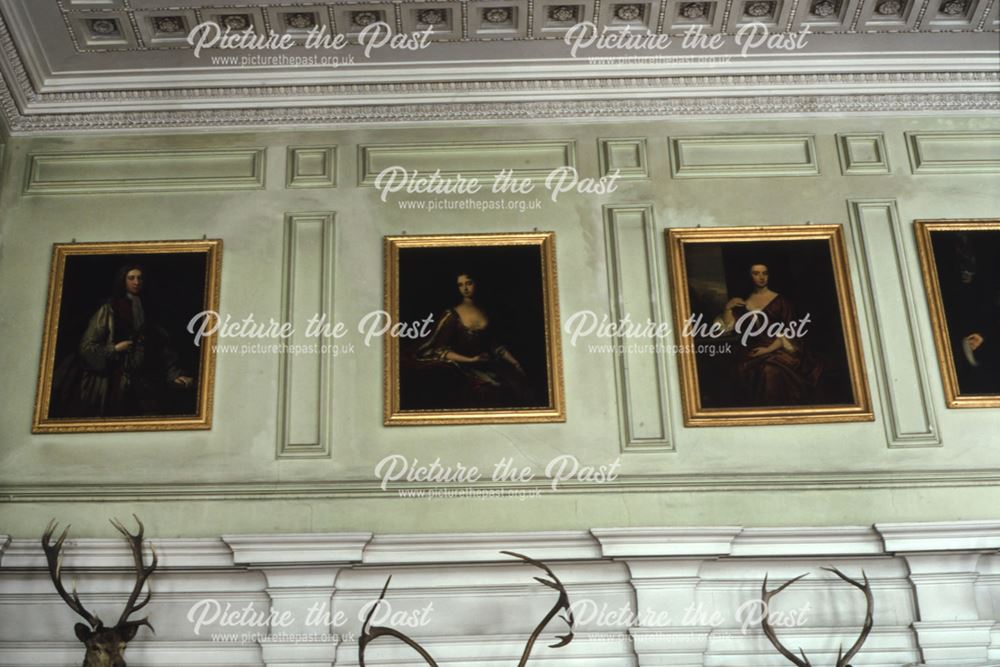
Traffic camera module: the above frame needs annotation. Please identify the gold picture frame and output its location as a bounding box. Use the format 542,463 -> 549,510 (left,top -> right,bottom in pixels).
32,239 -> 222,433
915,219 -> 1000,409
384,232 -> 565,426
666,225 -> 872,427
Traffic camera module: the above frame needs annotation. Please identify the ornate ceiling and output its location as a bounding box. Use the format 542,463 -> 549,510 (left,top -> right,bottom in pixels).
0,0 -> 996,132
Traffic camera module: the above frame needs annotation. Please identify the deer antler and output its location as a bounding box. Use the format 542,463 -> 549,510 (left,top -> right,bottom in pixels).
359,576 -> 439,667
109,514 -> 158,632
358,552 -> 575,667
761,568 -> 875,667
761,572 -> 812,666
500,550 -> 575,665
41,519 -> 103,630
821,567 -> 873,667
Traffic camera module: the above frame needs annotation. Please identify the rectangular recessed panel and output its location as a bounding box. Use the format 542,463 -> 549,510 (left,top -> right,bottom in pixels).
359,141 -> 576,185
287,146 -> 337,188
670,135 -> 819,178
604,205 -> 672,452
277,213 -> 335,458
838,133 -> 891,174
906,132 -> 1000,174
599,138 -> 649,179
848,200 -> 939,447
26,149 -> 265,193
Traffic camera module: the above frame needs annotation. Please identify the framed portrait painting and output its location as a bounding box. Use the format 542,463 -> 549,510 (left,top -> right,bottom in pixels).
383,232 -> 565,425
32,240 -> 222,433
666,225 -> 872,427
915,219 -> 1000,408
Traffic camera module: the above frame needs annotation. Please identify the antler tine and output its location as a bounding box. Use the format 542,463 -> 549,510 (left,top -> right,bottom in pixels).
821,568 -> 874,667
501,551 -> 575,666
358,576 -> 439,667
362,576 -> 393,636
760,573 -> 811,667
762,572 -> 810,601
128,544 -> 158,614
112,515 -> 158,628
40,520 -> 102,629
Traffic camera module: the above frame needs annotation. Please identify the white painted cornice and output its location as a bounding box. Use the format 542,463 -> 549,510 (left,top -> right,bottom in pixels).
333,631 -> 636,666
876,521 -> 1000,553
335,558 -> 627,592
729,526 -> 885,557
362,530 -> 601,564
258,567 -> 344,590
222,533 -> 372,565
591,527 -> 742,557
1,537 -> 234,569
21,53 -> 1000,96
0,641 -> 264,666
0,1 -> 997,133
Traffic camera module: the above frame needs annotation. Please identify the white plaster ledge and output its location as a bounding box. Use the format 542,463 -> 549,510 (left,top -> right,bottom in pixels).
876,521 -> 1000,553
362,530 -> 600,564
591,527 -> 742,558
0,640 -> 263,666
628,626 -> 712,666
223,533 -> 371,566
1,537 -> 233,568
912,620 -> 997,665
260,640 -> 339,665
730,526 -> 884,557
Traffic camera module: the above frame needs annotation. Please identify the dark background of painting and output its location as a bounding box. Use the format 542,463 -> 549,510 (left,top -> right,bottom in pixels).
48,252 -> 208,417
684,239 -> 855,408
397,244 -> 551,411
930,229 -> 1000,395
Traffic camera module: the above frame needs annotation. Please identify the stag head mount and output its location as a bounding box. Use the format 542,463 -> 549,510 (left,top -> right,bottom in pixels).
42,515 -> 158,667
761,566 -> 874,667
359,550 -> 575,667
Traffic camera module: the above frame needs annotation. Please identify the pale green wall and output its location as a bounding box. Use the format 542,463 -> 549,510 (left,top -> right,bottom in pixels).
1,116 -> 998,538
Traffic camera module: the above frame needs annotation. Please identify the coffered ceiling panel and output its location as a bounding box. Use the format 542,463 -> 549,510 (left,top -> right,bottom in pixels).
0,0 -> 996,132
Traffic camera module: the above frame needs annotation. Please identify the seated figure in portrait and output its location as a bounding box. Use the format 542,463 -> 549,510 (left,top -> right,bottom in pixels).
53,263 -> 194,418
414,272 -> 531,409
715,263 -> 822,406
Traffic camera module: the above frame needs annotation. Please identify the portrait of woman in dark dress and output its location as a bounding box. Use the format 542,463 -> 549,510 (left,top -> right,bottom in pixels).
669,226 -> 869,425
414,272 -> 532,409
386,233 -> 563,425
716,263 -> 822,406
